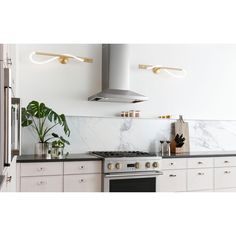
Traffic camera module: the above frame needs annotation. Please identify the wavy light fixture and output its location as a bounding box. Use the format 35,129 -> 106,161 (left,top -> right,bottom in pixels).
139,64 -> 187,78
29,52 -> 93,65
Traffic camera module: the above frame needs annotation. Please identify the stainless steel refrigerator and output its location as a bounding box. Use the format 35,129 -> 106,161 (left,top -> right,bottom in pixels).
0,44 -> 21,175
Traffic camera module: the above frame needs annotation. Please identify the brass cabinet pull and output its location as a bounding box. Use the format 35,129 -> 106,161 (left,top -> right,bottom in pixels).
224,171 -> 231,174
198,161 -> 203,164
224,161 -> 230,164
198,172 -> 205,175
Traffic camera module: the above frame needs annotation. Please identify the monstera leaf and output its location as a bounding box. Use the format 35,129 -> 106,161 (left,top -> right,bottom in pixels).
21,100 -> 70,145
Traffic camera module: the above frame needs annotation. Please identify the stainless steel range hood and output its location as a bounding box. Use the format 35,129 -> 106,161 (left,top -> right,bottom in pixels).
88,44 -> 148,103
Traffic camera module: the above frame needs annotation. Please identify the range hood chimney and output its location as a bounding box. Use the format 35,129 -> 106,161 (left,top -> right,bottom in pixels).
88,44 -> 148,103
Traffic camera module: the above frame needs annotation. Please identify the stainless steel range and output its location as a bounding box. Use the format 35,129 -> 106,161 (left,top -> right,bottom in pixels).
91,151 -> 162,192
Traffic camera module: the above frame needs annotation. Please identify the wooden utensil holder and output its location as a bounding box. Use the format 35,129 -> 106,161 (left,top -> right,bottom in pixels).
170,141 -> 185,154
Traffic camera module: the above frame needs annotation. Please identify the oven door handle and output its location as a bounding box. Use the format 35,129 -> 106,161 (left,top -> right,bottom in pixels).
104,171 -> 163,178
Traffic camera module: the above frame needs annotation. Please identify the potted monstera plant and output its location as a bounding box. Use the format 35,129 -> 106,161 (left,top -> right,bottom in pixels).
22,101 -> 70,157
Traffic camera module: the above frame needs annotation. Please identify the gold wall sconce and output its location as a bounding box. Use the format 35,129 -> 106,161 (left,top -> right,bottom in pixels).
139,64 -> 187,78
29,51 -> 93,65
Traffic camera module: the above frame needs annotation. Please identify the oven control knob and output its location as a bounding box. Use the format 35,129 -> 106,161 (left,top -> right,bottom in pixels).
135,162 -> 140,169
153,162 -> 159,168
145,162 -> 151,168
107,163 -> 114,170
115,163 -> 122,169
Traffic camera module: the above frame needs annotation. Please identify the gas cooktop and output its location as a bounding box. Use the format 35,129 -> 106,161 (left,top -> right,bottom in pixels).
90,151 -> 156,158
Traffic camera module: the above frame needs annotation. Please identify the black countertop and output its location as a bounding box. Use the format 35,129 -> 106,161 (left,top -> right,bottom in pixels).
17,151 -> 236,163
17,153 -> 103,163
162,151 -> 236,158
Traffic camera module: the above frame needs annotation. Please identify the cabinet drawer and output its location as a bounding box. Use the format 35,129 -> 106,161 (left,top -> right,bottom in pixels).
214,157 -> 236,167
159,170 -> 187,192
215,167 -> 236,189
20,162 -> 63,177
187,168 -> 213,191
64,174 -> 102,192
162,159 -> 187,170
21,176 -> 63,192
64,161 -> 102,175
187,158 -> 213,169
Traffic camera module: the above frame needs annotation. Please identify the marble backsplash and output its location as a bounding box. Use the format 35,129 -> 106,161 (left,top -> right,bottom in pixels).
21,116 -> 236,155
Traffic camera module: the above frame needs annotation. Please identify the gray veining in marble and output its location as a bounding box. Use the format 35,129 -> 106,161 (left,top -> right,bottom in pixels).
21,117 -> 236,155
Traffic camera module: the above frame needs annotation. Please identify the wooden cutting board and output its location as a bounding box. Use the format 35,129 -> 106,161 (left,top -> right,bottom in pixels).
171,116 -> 190,153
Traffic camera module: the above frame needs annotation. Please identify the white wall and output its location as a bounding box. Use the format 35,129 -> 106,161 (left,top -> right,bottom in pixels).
17,44 -> 236,120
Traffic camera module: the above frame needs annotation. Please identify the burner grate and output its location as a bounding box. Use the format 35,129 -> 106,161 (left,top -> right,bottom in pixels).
91,151 -> 156,158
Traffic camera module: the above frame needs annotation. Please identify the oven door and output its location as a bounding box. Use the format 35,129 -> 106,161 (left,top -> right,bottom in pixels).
104,171 -> 163,192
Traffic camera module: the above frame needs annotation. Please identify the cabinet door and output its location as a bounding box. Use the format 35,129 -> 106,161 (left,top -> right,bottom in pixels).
21,176 -> 63,192
7,156 -> 17,192
159,169 -> 187,192
21,162 -> 63,177
0,157 -> 17,192
187,168 -> 213,191
64,174 -> 102,192
215,157 -> 236,168
64,161 -> 102,175
187,158 -> 214,169
215,167 -> 236,189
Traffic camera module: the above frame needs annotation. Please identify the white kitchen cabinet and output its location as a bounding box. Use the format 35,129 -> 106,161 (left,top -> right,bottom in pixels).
20,162 -> 63,177
18,160 -> 102,192
161,157 -> 214,192
159,169 -> 187,192
18,162 -> 63,192
161,156 -> 236,192
0,156 -> 17,192
187,168 -> 213,191
21,176 -> 63,192
214,157 -> 236,168
214,167 -> 236,190
64,174 -> 102,192
64,161 -> 102,175
162,158 -> 187,170
187,158 -> 214,169
64,161 -> 102,192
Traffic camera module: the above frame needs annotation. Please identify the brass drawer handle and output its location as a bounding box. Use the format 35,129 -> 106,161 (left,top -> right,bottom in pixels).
224,161 -> 230,164
169,174 -> 176,177
198,172 -> 205,175
79,165 -> 85,169
170,163 -> 174,166
224,171 -> 231,174
198,161 -> 203,164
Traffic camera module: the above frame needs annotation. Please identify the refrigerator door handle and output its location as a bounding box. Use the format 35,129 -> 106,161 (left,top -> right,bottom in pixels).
12,97 -> 21,156
4,86 -> 11,166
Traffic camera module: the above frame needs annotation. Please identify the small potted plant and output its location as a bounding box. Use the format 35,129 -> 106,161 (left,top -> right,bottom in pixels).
51,137 -> 68,158
22,101 -> 70,156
